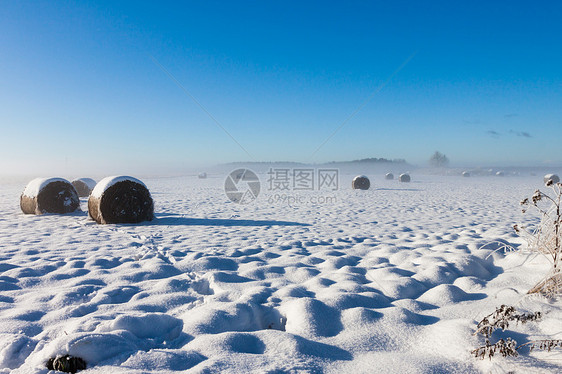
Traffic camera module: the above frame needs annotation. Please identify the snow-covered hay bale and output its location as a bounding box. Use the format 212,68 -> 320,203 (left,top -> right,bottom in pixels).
20,178 -> 80,215
352,175 -> 370,190
385,173 -> 394,180
198,172 -> 207,179
544,174 -> 560,185
462,171 -> 470,177
88,176 -> 154,224
71,178 -> 97,197
399,173 -> 411,182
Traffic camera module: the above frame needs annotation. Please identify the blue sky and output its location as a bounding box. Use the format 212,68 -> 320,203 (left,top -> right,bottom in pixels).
1,1 -> 561,175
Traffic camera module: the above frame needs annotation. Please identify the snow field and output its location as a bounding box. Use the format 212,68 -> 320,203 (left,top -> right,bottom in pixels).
0,174 -> 560,373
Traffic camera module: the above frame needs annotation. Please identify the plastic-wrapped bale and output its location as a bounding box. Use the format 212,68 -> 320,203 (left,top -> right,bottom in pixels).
462,171 -> 470,177
544,174 -> 560,185
399,173 -> 411,182
20,178 -> 80,215
71,178 -> 97,197
198,172 -> 207,179
385,173 -> 394,180
496,171 -> 504,177
88,176 -> 154,224
352,175 -> 370,190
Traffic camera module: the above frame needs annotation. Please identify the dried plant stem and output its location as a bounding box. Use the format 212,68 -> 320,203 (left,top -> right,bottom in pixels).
472,305 -> 561,360
517,182 -> 562,296
472,338 -> 562,360
473,305 -> 541,338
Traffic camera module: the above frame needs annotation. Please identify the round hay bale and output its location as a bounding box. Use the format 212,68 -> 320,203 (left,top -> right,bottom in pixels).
88,176 -> 154,224
20,178 -> 80,215
198,172 -> 207,179
544,173 -> 560,185
385,173 -> 394,180
352,175 -> 370,190
495,171 -> 504,177
399,173 -> 411,182
462,171 -> 470,177
71,178 -> 97,197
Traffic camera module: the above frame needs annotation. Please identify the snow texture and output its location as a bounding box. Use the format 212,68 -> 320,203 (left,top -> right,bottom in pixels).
0,173 -> 561,373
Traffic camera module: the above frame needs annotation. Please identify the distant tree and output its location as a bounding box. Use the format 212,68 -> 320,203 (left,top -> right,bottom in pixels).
429,151 -> 449,167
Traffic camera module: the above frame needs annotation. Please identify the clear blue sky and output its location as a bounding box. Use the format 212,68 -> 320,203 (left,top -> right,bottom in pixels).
1,1 -> 561,175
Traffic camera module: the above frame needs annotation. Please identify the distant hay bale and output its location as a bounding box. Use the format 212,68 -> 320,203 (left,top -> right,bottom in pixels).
496,171 -> 505,177
462,171 -> 470,177
352,175 -> 370,190
385,173 -> 394,180
88,176 -> 154,224
399,173 -> 411,182
544,174 -> 560,185
71,178 -> 97,197
20,178 -> 80,215
198,172 -> 207,179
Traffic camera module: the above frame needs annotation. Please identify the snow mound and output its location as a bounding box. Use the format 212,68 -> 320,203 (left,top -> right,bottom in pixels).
417,284 -> 483,306
0,334 -> 37,370
96,313 -> 183,341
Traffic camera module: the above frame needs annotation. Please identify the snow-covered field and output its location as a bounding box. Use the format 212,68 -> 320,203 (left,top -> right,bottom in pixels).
0,173 -> 561,373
